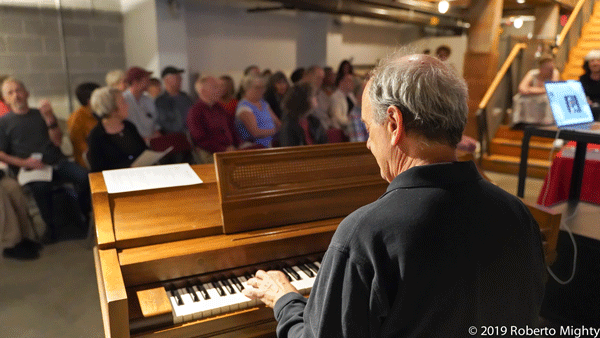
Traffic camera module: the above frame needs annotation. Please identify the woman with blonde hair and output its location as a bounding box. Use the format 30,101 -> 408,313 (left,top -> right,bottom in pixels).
86,87 -> 147,172
105,69 -> 127,91
235,74 -> 281,148
511,54 -> 560,128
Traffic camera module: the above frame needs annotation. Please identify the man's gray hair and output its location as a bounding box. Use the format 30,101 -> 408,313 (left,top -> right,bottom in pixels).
368,49 -> 468,146
90,87 -> 120,118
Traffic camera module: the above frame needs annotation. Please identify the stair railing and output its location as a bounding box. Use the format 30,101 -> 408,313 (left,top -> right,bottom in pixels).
556,0 -> 589,48
476,42 -> 527,159
554,0 -> 593,78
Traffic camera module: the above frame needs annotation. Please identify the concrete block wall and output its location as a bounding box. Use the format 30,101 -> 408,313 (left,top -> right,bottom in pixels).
0,5 -> 125,120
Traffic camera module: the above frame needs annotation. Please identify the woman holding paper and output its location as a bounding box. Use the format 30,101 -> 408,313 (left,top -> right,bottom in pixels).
87,87 -> 147,172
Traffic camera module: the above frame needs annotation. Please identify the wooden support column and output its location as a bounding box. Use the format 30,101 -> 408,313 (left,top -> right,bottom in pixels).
534,4 -> 560,39
462,0 -> 503,138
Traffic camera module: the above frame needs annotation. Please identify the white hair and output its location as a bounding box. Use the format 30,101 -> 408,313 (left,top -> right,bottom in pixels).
105,69 -> 124,88
90,87 -> 120,118
368,49 -> 468,146
240,74 -> 266,92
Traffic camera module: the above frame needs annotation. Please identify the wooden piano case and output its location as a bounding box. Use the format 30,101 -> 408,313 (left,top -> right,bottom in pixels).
91,143 -> 388,338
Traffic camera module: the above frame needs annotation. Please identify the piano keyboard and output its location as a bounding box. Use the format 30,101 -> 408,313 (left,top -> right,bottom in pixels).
166,261 -> 321,324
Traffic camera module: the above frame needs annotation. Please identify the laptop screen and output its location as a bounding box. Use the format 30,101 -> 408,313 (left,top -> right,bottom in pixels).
545,80 -> 594,127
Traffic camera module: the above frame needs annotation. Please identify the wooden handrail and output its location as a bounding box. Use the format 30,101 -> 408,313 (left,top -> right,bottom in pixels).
557,0 -> 588,47
478,42 -> 527,110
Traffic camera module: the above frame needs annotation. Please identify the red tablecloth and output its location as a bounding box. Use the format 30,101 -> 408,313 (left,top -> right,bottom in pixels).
537,144 -> 600,206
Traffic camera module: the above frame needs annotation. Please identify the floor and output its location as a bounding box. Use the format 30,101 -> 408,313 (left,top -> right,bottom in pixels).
0,171 -> 545,338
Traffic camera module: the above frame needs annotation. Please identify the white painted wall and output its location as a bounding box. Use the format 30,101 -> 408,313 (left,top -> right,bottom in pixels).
123,0 -> 159,77
155,0 -> 190,91
184,2 -> 423,86
327,17 -> 421,69
185,3 -> 306,83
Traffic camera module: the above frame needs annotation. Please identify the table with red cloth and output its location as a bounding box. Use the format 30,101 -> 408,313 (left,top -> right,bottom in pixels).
537,141 -> 600,206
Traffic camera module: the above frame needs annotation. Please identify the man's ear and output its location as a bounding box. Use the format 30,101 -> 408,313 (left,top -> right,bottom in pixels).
386,105 -> 404,146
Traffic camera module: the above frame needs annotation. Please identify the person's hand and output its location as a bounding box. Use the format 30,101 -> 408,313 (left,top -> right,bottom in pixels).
22,157 -> 44,169
242,270 -> 300,308
39,100 -> 54,120
225,145 -> 237,152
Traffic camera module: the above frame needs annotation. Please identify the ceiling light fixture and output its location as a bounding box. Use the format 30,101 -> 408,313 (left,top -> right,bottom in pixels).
438,1 -> 449,14
514,17 -> 523,29
517,0 -> 525,4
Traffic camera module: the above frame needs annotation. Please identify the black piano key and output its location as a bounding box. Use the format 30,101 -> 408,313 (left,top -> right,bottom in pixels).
212,281 -> 226,297
231,276 -> 244,292
221,279 -> 235,294
299,264 -> 314,278
186,284 -> 199,302
280,266 -> 293,281
283,266 -> 301,280
170,287 -> 184,306
306,262 -> 319,273
195,282 -> 210,300
244,273 -> 254,281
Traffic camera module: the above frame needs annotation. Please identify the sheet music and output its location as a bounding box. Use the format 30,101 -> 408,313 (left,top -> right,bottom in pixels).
17,166 -> 53,185
102,163 -> 203,194
131,146 -> 174,168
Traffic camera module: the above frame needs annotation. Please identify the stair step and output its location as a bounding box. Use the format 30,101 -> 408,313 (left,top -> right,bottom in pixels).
481,154 -> 550,179
490,138 -> 556,160
493,125 -> 557,143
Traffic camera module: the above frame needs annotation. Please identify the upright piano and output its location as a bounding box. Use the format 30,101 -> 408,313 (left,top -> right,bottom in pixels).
91,143 -> 388,338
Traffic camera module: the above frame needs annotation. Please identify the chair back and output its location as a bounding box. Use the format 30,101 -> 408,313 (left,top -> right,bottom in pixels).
522,199 -> 562,265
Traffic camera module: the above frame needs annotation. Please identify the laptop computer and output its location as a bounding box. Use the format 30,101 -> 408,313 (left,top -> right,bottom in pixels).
544,80 -> 598,132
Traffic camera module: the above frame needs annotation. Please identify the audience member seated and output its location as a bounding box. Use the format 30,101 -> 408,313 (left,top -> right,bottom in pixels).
301,66 -> 330,130
322,66 -> 336,95
188,77 -> 241,163
280,83 -> 327,146
236,65 -> 261,100
262,69 -> 273,78
1,172 -> 41,260
0,75 -> 9,117
290,68 -> 305,84
264,71 -> 289,120
0,78 -> 90,243
218,75 -> 238,118
336,59 -> 354,80
87,87 -> 147,172
67,82 -> 100,168
146,77 -> 163,100
347,80 -> 368,142
155,66 -> 194,134
235,74 -> 281,148
329,73 -> 356,132
512,54 -> 560,128
105,69 -> 127,92
123,67 -> 161,144
580,49 -> 600,121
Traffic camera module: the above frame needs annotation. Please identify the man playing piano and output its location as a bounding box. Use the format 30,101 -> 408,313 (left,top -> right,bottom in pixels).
243,52 -> 546,337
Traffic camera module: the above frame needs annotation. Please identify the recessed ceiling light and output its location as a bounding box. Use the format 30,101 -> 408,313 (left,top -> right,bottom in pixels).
514,17 -> 523,29
517,0 -> 526,4
438,1 -> 449,14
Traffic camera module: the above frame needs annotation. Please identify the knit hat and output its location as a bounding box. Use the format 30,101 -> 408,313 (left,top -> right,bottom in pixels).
585,50 -> 600,61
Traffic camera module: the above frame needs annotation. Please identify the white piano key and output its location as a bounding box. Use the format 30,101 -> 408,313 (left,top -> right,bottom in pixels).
238,276 -> 259,307
291,266 -> 315,294
177,288 -> 197,323
168,289 -> 186,324
226,278 -> 253,310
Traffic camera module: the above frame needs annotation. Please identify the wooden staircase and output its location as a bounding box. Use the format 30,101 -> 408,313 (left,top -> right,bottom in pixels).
481,125 -> 553,179
562,0 -> 600,79
481,0 -> 600,178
